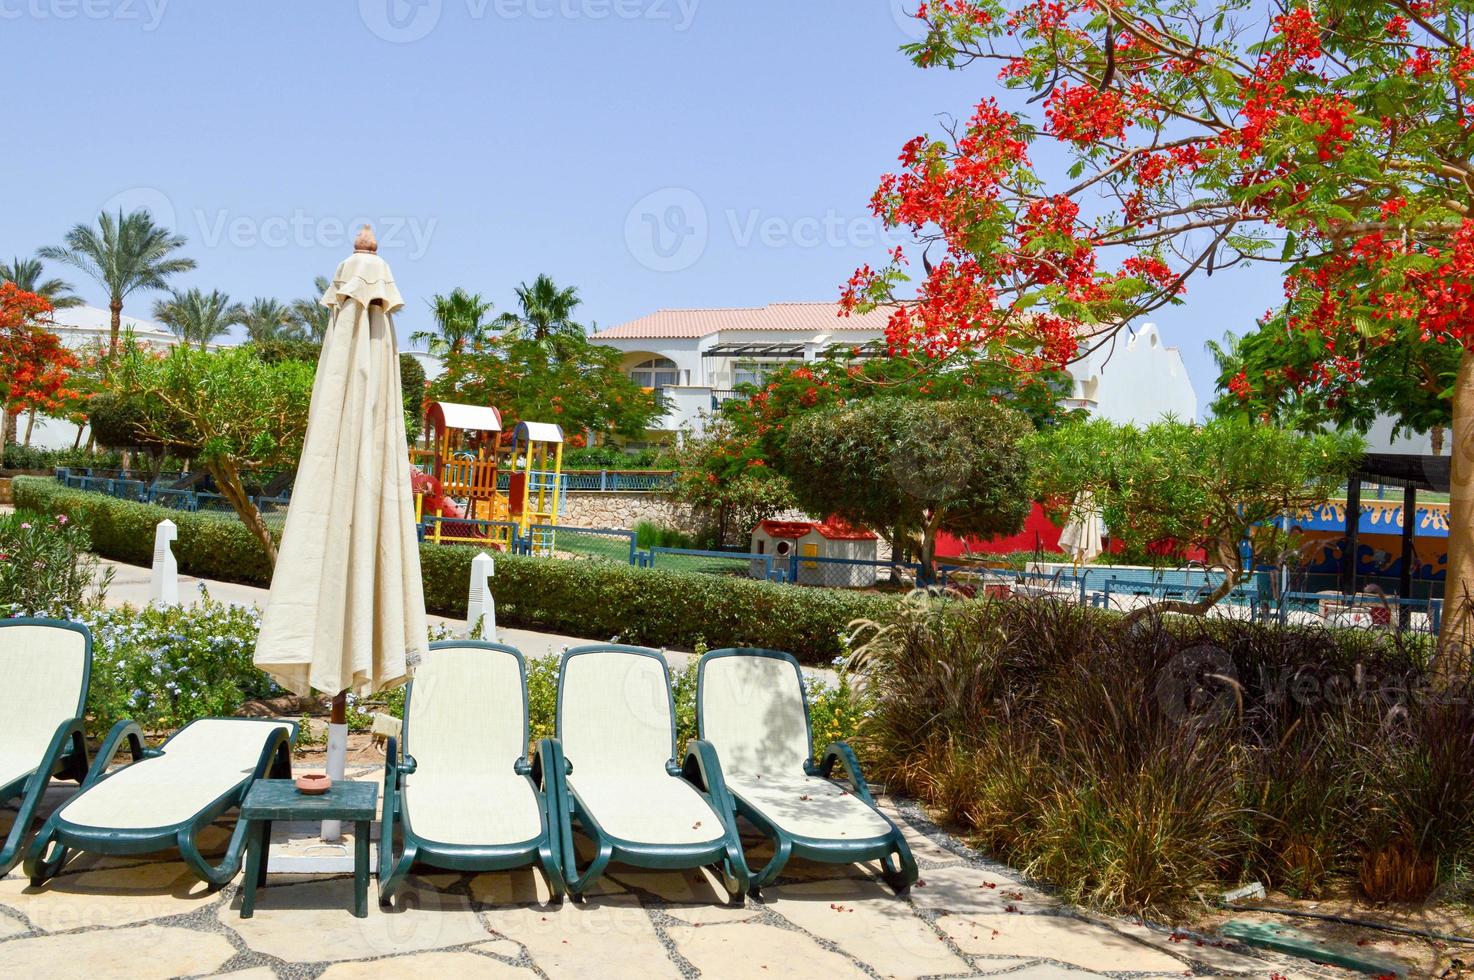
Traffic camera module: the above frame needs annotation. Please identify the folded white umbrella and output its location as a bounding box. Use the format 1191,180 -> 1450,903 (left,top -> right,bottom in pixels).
1058,491 -> 1104,567
255,227 -> 429,838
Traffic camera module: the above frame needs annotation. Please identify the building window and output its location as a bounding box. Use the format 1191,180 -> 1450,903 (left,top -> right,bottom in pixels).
630,357 -> 679,389
733,360 -> 785,387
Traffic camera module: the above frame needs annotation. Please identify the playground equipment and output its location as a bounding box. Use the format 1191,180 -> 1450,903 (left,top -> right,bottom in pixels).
413,403 -> 566,552
506,421 -> 565,556
415,401 -> 509,548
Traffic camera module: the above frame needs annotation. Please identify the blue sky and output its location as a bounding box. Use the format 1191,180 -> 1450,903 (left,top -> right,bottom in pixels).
4,0 -> 1283,412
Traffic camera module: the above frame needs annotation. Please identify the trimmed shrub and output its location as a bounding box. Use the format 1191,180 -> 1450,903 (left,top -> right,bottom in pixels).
18,478 -> 890,663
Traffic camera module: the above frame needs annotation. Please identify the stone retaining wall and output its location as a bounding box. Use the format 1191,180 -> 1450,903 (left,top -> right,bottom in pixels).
559,491 -> 697,532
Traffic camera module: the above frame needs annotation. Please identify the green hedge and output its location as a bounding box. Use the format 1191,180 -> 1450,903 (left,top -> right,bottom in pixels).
16,477 -> 890,663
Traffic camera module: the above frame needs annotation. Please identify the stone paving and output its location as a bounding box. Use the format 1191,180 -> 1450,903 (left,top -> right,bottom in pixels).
0,777 -> 1335,979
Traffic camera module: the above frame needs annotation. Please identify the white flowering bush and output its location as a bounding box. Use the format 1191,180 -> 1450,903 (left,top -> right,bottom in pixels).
82,591 -> 282,735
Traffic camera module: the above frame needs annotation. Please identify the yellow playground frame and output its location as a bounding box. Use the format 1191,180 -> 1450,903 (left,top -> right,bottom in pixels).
506,421 -> 565,555
413,402 -> 564,552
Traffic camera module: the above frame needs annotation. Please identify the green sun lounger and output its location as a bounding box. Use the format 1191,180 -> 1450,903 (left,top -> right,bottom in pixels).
25,717 -> 296,887
541,644 -> 749,901
0,619 -> 92,877
692,648 -> 917,893
379,640 -> 566,904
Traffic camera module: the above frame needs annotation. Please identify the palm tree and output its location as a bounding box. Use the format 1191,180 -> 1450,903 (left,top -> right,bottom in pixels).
152,288 -> 244,349
412,288 -> 494,357
289,276 -> 333,342
0,255 -> 84,309
494,274 -> 583,341
240,297 -> 304,342
40,208 -> 196,354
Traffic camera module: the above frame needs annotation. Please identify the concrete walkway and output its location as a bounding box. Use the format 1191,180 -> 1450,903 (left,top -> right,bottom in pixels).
0,784 -> 1331,979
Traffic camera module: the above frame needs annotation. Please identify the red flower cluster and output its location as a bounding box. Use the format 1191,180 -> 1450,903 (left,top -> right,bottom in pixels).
1045,83 -> 1128,144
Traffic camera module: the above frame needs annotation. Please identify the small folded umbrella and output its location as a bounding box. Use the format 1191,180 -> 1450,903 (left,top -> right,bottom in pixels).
255,226 -> 429,839
1058,491 -> 1104,568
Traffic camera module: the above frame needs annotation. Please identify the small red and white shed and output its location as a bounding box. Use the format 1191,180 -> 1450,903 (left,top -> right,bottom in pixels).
750,519 -> 879,587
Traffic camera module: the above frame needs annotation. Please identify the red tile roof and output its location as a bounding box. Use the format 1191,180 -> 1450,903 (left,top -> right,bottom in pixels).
757,518 -> 878,542
592,302 -> 896,340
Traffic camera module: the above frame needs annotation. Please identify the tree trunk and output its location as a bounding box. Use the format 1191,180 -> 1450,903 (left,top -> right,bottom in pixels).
1434,350 -> 1474,677
109,298 -> 123,357
23,408 -> 36,446
207,458 -> 279,567
1433,424 -> 1446,457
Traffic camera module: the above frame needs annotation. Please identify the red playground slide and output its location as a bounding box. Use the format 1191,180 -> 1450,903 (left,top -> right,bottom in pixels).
411,470 -> 492,543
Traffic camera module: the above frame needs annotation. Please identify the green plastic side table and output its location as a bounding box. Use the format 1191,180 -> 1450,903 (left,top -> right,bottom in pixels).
239,779 -> 379,919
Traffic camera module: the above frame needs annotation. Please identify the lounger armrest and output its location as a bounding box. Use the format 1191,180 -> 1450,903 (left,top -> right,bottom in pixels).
532,738 -> 571,786
681,740 -> 740,818
384,736 -> 404,785
816,741 -> 877,806
82,720 -> 149,787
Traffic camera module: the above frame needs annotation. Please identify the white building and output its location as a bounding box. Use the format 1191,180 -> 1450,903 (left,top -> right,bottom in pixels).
590,302 -> 1197,438
21,306 -> 219,451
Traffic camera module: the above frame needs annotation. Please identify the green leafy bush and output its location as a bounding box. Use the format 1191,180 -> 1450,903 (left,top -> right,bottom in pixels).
17,478 -> 890,663
1,445 -> 123,473
854,593 -> 1463,916
0,510 -> 111,617
81,595 -> 282,736
633,519 -> 693,550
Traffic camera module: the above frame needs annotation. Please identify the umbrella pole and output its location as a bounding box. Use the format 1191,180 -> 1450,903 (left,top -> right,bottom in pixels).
322,690 -> 348,842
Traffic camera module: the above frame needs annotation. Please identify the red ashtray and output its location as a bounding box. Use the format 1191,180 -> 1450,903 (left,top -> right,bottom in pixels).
295,773 -> 332,795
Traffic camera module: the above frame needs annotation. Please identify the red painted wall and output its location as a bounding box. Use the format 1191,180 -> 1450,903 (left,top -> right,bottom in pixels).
936,502 -> 1063,559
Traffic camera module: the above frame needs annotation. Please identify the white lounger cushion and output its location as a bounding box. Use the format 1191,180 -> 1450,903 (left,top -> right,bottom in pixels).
58,720 -> 291,830
699,654 -> 811,775
406,771 -> 542,845
561,650 -> 723,847
701,653 -> 891,841
0,625 -> 87,792
724,773 -> 892,841
568,772 -> 724,846
402,644 -> 542,846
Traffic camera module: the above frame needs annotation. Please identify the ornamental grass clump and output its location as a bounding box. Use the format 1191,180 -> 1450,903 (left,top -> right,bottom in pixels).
855,593 -> 1472,918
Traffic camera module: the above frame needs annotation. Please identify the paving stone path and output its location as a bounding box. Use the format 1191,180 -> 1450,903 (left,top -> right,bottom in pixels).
0,779 -> 1336,979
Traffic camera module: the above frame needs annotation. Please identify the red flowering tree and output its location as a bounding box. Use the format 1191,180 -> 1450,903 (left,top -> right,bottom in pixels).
0,284 -> 78,455
850,1 -> 1474,670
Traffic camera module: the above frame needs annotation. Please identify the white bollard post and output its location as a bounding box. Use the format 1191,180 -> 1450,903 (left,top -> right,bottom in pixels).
467,551 -> 496,642
150,520 -> 179,607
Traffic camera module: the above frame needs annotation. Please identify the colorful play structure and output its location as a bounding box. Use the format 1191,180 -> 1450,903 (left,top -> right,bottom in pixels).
412,402 -> 566,554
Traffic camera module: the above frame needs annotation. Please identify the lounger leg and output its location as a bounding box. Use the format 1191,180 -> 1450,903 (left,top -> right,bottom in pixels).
22,824 -> 68,886
538,834 -> 567,901
879,832 -> 919,895
379,842 -> 417,906
747,834 -> 793,892
179,816 -> 250,888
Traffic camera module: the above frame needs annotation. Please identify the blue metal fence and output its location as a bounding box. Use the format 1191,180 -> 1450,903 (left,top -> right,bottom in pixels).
787,554 -> 922,588
1274,590 -> 1441,633
1099,579 -> 1262,620
645,546 -> 786,582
